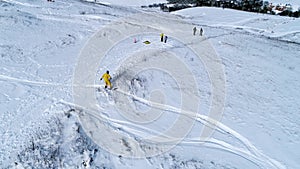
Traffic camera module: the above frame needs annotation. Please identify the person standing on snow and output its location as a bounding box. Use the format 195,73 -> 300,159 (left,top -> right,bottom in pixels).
200,28 -> 203,36
100,70 -> 112,89
193,27 -> 197,35
164,35 -> 168,43
160,33 -> 164,42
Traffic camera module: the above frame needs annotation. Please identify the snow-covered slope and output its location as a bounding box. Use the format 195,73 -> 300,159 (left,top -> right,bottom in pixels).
0,0 -> 137,167
175,7 -> 300,169
0,1 -> 299,169
174,7 -> 300,43
86,0 -> 166,6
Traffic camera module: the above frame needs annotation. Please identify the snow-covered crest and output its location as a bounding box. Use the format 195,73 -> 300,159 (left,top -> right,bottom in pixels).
0,0 -> 299,168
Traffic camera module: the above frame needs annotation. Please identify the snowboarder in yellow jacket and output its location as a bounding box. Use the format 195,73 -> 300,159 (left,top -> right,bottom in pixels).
160,33 -> 164,42
100,70 -> 112,89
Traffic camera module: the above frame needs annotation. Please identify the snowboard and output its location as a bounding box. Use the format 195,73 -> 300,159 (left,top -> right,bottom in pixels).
96,87 -> 117,104
96,87 -> 117,92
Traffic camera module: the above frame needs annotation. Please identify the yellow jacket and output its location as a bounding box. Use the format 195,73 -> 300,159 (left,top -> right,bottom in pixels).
101,73 -> 111,82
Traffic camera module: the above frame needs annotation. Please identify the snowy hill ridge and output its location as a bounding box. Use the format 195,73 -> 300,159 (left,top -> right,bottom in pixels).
1,0 -> 300,169
174,7 -> 300,44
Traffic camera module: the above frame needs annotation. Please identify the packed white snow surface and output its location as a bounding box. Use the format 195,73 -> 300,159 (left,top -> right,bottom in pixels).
0,0 -> 299,169
174,7 -> 300,169
175,7 -> 300,43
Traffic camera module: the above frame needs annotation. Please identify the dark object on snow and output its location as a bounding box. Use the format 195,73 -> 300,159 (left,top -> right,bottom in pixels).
193,27 -> 197,35
143,40 -> 151,44
164,36 -> 168,43
200,28 -> 203,36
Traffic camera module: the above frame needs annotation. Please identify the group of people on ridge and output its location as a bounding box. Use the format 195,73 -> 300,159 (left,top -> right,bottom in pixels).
193,27 -> 203,36
160,33 -> 168,43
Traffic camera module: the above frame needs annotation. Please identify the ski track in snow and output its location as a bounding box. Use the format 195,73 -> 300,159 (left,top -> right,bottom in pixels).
55,84 -> 285,169
0,74 -> 104,89
101,88 -> 285,169
0,69 -> 284,168
35,80 -> 286,169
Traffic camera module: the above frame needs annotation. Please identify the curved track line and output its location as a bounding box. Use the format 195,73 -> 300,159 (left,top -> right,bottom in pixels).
114,88 -> 286,169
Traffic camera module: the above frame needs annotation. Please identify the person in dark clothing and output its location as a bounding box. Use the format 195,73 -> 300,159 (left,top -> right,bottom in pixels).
200,28 -> 203,36
193,27 -> 197,35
